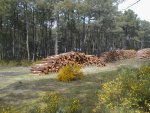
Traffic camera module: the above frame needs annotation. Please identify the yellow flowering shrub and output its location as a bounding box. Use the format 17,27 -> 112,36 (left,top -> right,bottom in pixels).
27,92 -> 60,113
0,105 -> 13,113
27,92 -> 81,113
57,63 -> 83,82
64,99 -> 81,113
41,92 -> 60,113
95,66 -> 150,112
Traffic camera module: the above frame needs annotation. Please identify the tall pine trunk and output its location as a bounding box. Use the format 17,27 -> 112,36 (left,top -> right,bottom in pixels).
25,3 -> 30,61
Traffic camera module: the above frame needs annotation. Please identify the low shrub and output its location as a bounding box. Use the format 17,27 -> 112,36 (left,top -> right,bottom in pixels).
94,66 -> 150,113
63,99 -> 81,113
27,92 -> 81,113
57,63 -> 83,82
0,60 -> 10,66
19,59 -> 32,66
0,59 -> 32,66
7,60 -> 19,66
40,92 -> 61,113
27,92 -> 60,113
0,104 -> 13,113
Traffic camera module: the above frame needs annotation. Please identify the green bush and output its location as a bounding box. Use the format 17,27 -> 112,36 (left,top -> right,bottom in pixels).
63,99 -> 81,113
94,66 -> 150,113
0,104 -> 13,113
57,63 -> 83,82
27,92 -> 60,113
0,59 -> 32,66
19,59 -> 32,66
27,92 -> 81,113
7,60 -> 19,66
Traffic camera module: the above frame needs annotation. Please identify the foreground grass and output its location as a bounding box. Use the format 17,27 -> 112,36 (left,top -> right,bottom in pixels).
0,59 -> 149,113
1,72 -> 117,113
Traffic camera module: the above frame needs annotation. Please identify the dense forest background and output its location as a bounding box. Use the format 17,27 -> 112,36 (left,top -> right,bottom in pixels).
0,0 -> 150,61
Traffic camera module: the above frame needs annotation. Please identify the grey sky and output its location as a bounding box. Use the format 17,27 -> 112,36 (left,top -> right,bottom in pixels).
118,0 -> 150,22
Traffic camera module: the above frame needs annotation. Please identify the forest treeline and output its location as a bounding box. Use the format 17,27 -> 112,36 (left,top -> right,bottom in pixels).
0,0 -> 150,61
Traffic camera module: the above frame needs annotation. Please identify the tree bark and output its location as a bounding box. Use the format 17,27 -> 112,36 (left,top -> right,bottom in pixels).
25,3 -> 30,61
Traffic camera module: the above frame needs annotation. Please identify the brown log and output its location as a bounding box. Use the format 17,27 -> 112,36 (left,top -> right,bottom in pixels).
137,48 -> 150,59
31,51 -> 106,75
100,50 -> 136,62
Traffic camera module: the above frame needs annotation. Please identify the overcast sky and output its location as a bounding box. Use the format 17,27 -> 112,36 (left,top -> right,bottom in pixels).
118,0 -> 150,22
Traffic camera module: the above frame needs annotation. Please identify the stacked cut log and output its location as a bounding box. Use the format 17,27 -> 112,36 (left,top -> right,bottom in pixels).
31,51 -> 105,74
137,48 -> 150,59
100,50 -> 137,62
84,55 -> 105,66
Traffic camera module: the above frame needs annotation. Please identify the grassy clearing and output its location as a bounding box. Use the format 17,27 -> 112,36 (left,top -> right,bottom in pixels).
0,71 -> 117,113
0,59 -> 149,113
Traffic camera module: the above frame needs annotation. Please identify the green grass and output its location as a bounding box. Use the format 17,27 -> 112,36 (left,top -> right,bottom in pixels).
0,59 -> 149,113
0,71 -> 117,113
0,59 -> 40,67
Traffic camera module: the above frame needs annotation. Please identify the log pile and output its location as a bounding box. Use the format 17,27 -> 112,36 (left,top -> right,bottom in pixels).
100,50 -> 136,62
137,48 -> 150,59
84,55 -> 106,66
31,51 -> 105,74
